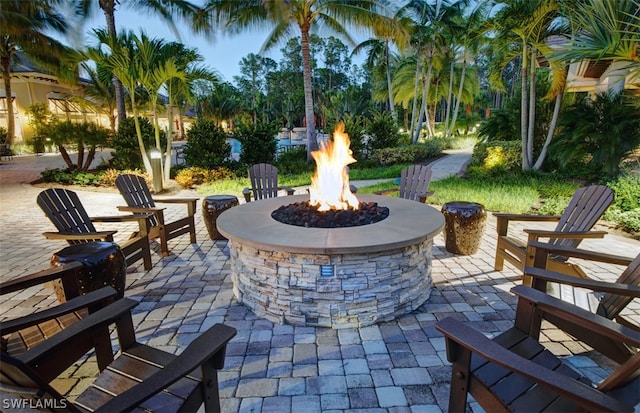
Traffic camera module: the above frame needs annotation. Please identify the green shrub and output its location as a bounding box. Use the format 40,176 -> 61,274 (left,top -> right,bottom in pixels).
372,142 -> 442,166
471,141 -> 521,172
366,110 -> 401,152
234,121 -> 279,166
175,166 -> 236,189
183,119 -> 231,169
607,173 -> 640,212
341,114 -> 367,160
41,168 -> 102,185
0,126 -> 7,144
537,196 -> 571,216
604,208 -> 640,233
111,117 -> 161,170
276,147 -> 312,175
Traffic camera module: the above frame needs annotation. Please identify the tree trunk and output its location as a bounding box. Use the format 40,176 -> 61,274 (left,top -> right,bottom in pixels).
164,104 -> 173,182
533,91 -> 563,170
83,147 -> 96,171
520,42 -> 530,170
409,59 -> 421,142
414,53 -> 434,142
101,1 -> 127,124
77,141 -> 85,171
526,49 -> 536,167
385,40 -> 396,121
1,54 -> 16,144
444,50 -> 455,138
57,144 -> 75,170
300,25 -> 317,162
449,59 -> 467,139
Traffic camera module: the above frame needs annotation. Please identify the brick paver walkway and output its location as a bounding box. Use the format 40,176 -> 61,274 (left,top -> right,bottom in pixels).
1,151 -> 638,412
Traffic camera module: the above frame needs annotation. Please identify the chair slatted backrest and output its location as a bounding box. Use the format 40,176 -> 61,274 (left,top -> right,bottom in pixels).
598,253 -> 640,319
115,174 -> 158,227
248,163 -> 279,201
399,165 -> 433,202
551,185 -> 614,249
37,188 -> 98,244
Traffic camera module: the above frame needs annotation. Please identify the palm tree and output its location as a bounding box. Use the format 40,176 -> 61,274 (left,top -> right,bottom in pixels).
73,0 -> 206,124
162,42 -> 219,180
203,0 -> 384,161
0,0 -> 70,145
559,0 -> 640,91
488,0 -> 568,170
352,5 -> 412,120
77,62 -> 118,132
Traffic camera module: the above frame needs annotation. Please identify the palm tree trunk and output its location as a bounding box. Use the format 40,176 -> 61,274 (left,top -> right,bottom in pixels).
444,52 -> 455,138
385,41 -> 396,121
101,2 -> 127,124
449,59 -> 467,139
533,91 -> 562,170
1,54 -> 16,144
414,54 -> 434,142
520,42 -> 530,170
409,59 -> 421,142
301,27 -> 317,161
526,49 -> 536,167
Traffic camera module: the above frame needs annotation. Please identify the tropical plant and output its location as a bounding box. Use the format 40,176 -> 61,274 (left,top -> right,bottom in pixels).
77,62 -> 118,132
74,0 -> 205,122
487,0 -> 569,170
0,0 -> 71,144
46,120 -> 110,171
110,117 -> 162,170
183,119 -> 230,169
550,91 -> 640,179
203,0 -> 385,161
233,121 -> 280,166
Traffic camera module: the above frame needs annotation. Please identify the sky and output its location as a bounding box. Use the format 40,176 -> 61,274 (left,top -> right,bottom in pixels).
66,5 -> 365,83
67,6 -> 285,82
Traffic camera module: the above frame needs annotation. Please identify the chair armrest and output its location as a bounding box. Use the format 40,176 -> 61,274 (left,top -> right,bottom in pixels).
524,266 -> 640,298
418,191 -> 435,203
152,197 -> 199,204
512,285 -> 640,348
524,229 -> 607,240
0,262 -> 84,295
43,231 -> 116,241
493,213 -> 562,222
528,241 -> 635,266
0,287 -> 117,334
17,298 -> 139,366
117,206 -> 165,214
95,323 -> 237,412
280,186 -> 295,196
435,317 -> 633,413
242,188 -> 252,203
90,214 -> 153,223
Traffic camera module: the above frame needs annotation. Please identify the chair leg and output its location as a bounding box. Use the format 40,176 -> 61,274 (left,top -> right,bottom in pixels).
189,217 -> 197,244
494,244 -> 505,271
159,227 -> 169,257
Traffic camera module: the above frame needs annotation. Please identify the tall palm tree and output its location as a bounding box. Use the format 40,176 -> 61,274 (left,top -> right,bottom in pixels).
77,62 -> 118,132
352,5 -> 412,120
0,0 -> 70,144
74,0 -> 205,124
488,0 -> 568,170
203,0 -> 384,161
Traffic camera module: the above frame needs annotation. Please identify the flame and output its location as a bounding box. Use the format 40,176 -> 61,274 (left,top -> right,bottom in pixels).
309,122 -> 359,211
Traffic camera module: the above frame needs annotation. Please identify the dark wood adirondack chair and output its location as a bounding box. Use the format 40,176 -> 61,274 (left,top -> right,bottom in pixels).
37,188 -> 152,270
1,296 -> 237,412
1,262 -> 117,368
243,163 -> 295,202
376,164 -> 434,203
436,285 -> 640,413
527,240 -> 640,331
115,174 -> 198,256
494,185 -> 614,281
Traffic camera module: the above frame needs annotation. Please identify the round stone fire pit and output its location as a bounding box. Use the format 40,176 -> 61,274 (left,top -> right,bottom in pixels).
217,194 -> 444,328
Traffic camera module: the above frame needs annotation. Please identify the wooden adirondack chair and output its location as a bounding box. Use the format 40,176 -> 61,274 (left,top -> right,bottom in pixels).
494,185 -> 614,280
436,285 -> 640,413
243,163 -> 295,202
37,188 -> 152,270
1,296 -> 236,413
527,240 -> 640,328
1,262 -> 117,369
376,164 -> 434,203
115,174 -> 198,257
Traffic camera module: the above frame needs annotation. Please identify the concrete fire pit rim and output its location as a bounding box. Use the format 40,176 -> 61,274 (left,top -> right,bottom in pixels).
217,194 -> 444,254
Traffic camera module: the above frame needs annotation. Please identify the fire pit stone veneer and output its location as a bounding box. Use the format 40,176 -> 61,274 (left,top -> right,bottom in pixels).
217,194 -> 444,329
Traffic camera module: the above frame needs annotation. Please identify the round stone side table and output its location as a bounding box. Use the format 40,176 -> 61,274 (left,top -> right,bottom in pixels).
203,195 -> 239,240
441,201 -> 487,255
